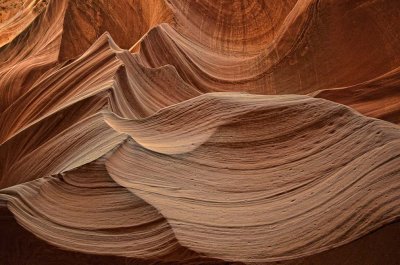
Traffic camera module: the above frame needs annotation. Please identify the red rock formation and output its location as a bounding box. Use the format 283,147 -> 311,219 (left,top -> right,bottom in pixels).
0,0 -> 399,264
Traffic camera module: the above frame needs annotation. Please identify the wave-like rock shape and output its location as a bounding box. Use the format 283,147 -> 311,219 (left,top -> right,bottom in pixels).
1,211 -> 399,265
105,93 -> 400,262
59,0 -> 174,61
0,0 -> 48,47
0,0 -> 66,111
135,0 -> 400,94
1,89 -> 400,263
0,0 -> 400,264
313,66 -> 400,124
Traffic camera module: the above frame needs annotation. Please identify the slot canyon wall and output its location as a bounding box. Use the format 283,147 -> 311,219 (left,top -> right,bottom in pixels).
0,0 -> 399,264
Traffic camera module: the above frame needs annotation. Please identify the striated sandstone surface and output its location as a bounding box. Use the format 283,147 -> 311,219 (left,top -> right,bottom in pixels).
0,0 -> 399,264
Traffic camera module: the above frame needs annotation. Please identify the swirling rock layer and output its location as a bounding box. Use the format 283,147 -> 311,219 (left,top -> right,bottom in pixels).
0,0 -> 399,264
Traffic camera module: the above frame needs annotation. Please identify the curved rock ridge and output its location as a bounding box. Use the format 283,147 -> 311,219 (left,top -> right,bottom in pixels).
0,0 -> 400,264
59,0 -> 174,61
134,0 -> 400,94
1,89 -> 400,263
313,66 -> 400,125
0,33 -> 203,189
0,0 -> 67,111
0,0 -> 48,47
105,93 -> 400,262
0,156 -> 207,262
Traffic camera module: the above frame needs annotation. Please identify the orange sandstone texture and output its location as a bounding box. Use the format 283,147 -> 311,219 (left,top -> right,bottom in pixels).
0,0 -> 399,264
